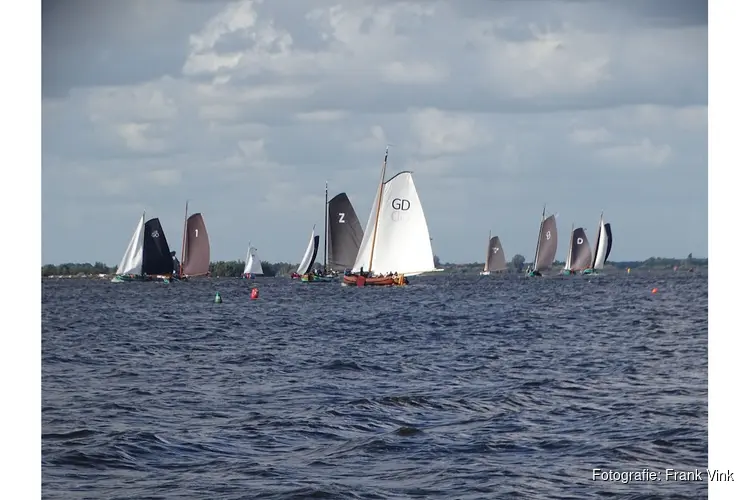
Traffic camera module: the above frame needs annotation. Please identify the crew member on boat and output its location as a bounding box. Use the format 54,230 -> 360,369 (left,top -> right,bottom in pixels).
171,251 -> 180,277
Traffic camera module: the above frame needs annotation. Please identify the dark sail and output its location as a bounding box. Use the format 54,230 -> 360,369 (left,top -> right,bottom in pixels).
305,235 -> 320,274
486,236 -> 507,272
603,223 -> 613,264
182,213 -> 211,276
570,227 -> 592,270
327,192 -> 364,271
535,215 -> 558,271
142,218 -> 174,275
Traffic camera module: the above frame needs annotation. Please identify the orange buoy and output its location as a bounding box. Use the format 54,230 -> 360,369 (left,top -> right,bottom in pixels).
651,288 -> 658,294
250,287 -> 259,300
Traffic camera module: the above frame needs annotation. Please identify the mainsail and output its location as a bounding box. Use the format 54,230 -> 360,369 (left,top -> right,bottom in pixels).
533,213 -> 558,272
352,171 -> 436,276
591,215 -> 613,269
569,227 -> 592,270
243,245 -> 264,275
115,213 -> 145,275
296,228 -> 320,275
142,218 -> 174,275
327,192 -> 364,271
484,235 -> 507,272
182,213 -> 210,276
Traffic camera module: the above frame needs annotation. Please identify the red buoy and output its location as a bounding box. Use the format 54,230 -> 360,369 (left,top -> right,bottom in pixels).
250,287 -> 259,300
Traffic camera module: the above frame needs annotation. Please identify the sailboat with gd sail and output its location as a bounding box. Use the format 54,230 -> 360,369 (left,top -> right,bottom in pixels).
479,232 -> 507,275
525,205 -> 558,277
111,212 -> 175,283
342,147 -> 438,287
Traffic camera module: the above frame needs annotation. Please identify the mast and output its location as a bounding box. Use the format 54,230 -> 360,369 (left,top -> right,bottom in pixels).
179,200 -> 188,277
323,181 -> 328,274
367,146 -> 390,273
484,229 -> 491,272
533,204 -> 545,271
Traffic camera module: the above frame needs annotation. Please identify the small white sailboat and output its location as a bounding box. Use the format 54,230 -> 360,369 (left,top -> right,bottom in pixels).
292,226 -> 319,279
582,212 -> 613,275
242,244 -> 263,278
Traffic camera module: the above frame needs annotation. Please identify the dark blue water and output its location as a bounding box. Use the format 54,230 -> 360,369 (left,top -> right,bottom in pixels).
42,272 -> 708,499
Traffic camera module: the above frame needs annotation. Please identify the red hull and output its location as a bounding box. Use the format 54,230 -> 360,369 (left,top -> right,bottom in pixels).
342,275 -> 406,287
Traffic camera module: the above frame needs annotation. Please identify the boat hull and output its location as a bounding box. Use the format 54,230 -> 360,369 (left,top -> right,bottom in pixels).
111,274 -> 172,283
342,274 -> 406,287
526,270 -> 543,278
300,273 -> 335,283
479,271 -> 491,276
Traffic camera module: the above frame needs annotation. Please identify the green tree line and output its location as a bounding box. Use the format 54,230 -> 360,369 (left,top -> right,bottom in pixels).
42,253 -> 707,278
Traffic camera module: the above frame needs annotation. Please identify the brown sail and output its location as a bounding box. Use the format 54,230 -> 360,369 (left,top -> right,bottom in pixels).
182,213 -> 210,276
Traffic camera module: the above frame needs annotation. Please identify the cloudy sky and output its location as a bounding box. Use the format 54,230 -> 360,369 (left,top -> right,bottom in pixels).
42,0 -> 707,265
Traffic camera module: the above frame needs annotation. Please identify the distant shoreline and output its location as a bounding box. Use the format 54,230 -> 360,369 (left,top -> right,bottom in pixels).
42,257 -> 707,279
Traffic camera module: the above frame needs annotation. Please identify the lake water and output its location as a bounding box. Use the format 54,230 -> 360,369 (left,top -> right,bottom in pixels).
42,271 -> 708,499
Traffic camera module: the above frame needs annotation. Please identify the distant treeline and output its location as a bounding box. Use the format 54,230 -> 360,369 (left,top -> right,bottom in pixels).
42,254 -> 707,278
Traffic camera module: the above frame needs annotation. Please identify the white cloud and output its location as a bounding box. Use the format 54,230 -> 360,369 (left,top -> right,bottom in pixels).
597,138 -> 673,167
569,127 -> 613,145
409,108 -> 491,156
294,110 -> 348,122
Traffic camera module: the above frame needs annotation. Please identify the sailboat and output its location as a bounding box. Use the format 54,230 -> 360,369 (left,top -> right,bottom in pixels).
111,212 -> 175,283
176,201 -> 211,280
525,205 -> 558,277
291,226 -> 319,280
560,225 -> 592,275
582,213 -> 613,275
479,232 -> 507,275
327,191 -> 364,273
343,147 -> 437,287
242,244 -> 263,278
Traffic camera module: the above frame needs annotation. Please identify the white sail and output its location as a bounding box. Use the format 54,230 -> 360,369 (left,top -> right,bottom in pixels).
352,172 -> 436,276
564,226 -> 573,271
115,213 -> 145,275
243,244 -> 264,275
296,227 -> 317,275
593,218 -> 609,270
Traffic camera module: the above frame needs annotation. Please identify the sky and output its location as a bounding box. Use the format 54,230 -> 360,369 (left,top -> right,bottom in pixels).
41,0 -> 707,265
